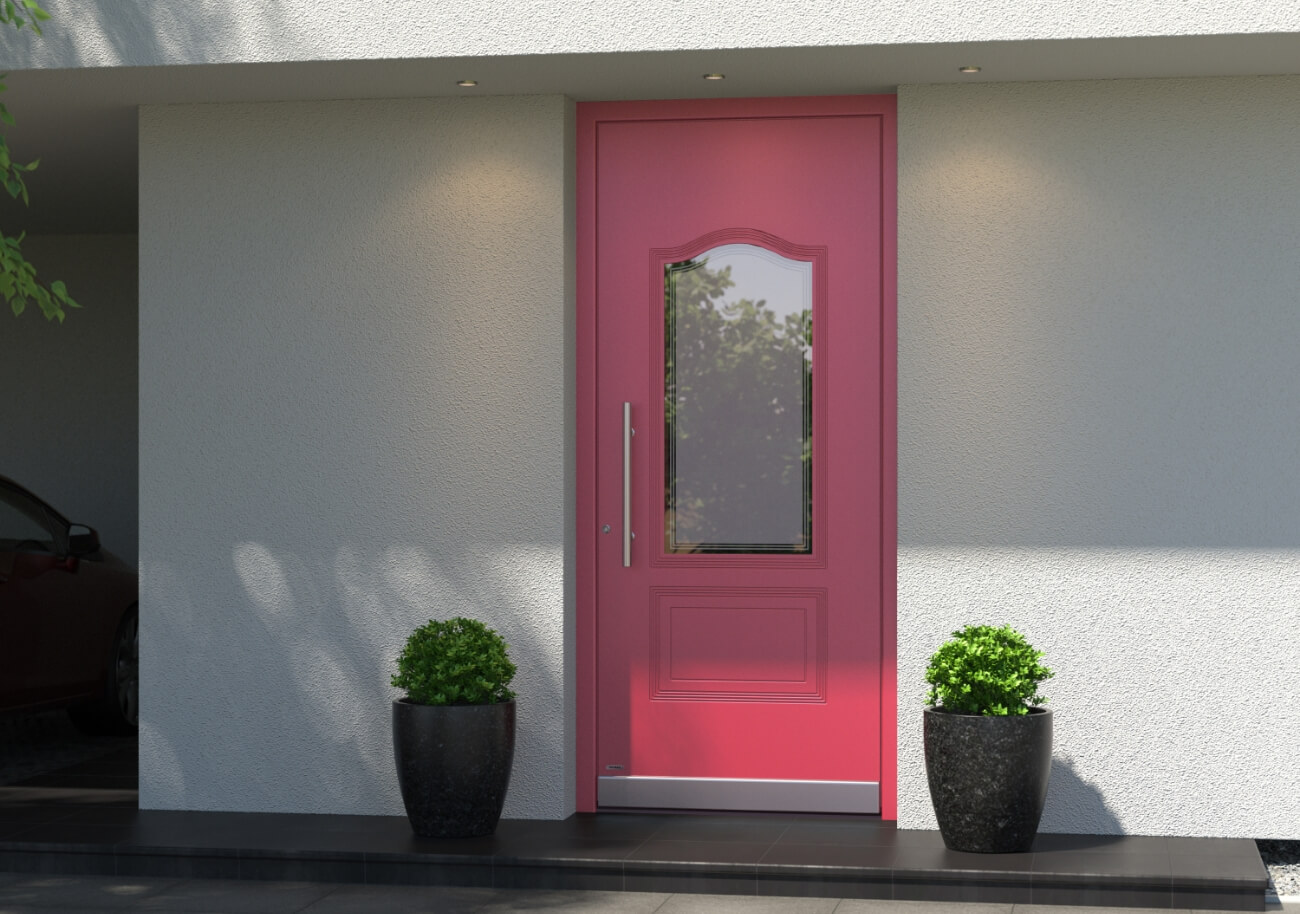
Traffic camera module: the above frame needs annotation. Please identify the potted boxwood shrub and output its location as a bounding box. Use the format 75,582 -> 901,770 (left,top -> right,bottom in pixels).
923,623 -> 1054,853
391,616 -> 517,838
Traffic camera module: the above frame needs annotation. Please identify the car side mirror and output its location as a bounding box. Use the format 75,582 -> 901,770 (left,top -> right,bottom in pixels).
68,524 -> 100,556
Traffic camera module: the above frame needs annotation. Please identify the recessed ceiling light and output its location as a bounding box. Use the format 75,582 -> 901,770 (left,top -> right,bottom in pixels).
958,66 -> 982,74
457,79 -> 478,87
703,73 -> 725,81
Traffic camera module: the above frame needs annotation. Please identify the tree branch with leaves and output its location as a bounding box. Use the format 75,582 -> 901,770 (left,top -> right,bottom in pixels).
1,0 -> 78,321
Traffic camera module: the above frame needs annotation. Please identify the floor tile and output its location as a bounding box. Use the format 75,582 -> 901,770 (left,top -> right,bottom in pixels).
0,849 -> 118,876
362,858 -> 493,888
0,907 -> 132,914
757,874 -> 892,900
50,807 -> 141,827
496,835 -> 644,864
0,822 -> 138,848
113,851 -> 242,880
837,901 -> 1012,914
491,863 -> 625,892
892,878 -> 1033,905
655,892 -> 839,913
891,845 -> 1035,878
1170,854 -> 1269,884
17,775 -> 138,790
877,829 -> 952,848
758,842 -> 897,871
0,807 -> 77,827
236,855 -> 366,885
1032,833 -> 1171,855
114,812 -> 302,854
648,819 -> 789,845
477,888 -> 670,913
0,787 -> 138,808
1028,882 -> 1172,908
624,870 -> 756,895
1167,836 -> 1267,858
550,813 -> 668,841
627,839 -> 771,867
1173,886 -> 1265,911
350,825 -> 511,860
0,874 -> 180,908
775,822 -> 903,847
1031,851 -> 1171,879
131,877 -> 336,912
1011,906 -> 1175,914
297,882 -> 494,914
756,872 -> 893,899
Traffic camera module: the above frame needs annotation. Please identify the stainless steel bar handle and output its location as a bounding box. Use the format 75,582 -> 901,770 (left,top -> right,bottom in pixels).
622,402 -> 632,567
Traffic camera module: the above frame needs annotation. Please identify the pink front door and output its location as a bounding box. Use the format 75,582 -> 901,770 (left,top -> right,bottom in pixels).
577,97 -> 897,816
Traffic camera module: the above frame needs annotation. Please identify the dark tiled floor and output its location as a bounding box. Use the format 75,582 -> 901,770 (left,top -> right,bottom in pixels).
0,745 -> 1269,910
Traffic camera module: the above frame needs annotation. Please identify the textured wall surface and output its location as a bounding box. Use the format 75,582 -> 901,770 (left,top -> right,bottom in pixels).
0,235 -> 138,568
138,96 -> 575,819
21,0 -> 1300,69
898,76 -> 1300,838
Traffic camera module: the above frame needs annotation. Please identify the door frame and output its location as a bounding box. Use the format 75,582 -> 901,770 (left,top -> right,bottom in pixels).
575,95 -> 898,817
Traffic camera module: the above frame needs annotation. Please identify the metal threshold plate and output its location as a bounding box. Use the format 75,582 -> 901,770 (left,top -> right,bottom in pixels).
598,776 -> 880,814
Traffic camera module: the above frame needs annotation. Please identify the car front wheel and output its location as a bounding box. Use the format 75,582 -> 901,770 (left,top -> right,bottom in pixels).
69,607 -> 138,736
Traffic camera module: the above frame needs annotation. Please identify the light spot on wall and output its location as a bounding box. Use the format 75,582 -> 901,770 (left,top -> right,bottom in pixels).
233,542 -> 295,617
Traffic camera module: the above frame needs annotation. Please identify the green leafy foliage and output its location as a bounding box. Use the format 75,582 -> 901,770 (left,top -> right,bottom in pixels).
1,0 -> 78,322
664,254 -> 812,551
925,624 -> 1053,716
392,617 -> 517,706
0,0 -> 50,34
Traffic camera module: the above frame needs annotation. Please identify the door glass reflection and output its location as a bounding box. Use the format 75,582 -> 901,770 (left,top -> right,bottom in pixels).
664,243 -> 812,554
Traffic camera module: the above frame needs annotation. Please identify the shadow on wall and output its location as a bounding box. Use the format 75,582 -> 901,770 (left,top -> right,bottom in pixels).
8,3 -> 292,69
1039,754 -> 1122,837
141,537 -> 568,821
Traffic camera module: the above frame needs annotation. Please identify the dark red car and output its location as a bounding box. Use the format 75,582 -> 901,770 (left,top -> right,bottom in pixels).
0,475 -> 137,734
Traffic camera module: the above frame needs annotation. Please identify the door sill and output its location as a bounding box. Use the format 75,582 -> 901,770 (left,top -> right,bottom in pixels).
597,776 -> 880,814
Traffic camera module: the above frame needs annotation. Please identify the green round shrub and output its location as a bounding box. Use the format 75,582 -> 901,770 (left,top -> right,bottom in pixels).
392,617 -> 517,706
925,623 -> 1053,716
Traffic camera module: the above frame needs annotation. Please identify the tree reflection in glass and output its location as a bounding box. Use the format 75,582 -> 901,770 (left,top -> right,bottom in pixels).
664,244 -> 812,554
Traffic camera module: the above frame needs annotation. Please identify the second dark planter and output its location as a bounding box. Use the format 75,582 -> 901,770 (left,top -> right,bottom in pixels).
392,699 -> 516,838
923,707 -> 1052,853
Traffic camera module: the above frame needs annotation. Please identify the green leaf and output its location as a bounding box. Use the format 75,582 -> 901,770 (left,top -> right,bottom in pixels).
392,617 -> 516,706
23,1 -> 50,21
10,296 -> 25,316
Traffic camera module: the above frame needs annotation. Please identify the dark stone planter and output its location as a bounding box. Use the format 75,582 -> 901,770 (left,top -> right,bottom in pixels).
392,699 -> 516,838
923,707 -> 1052,853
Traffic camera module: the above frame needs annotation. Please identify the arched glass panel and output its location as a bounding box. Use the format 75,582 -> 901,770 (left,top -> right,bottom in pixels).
664,243 -> 812,554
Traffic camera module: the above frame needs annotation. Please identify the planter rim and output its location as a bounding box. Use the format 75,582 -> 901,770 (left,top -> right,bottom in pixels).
394,697 -> 516,708
925,705 -> 1051,717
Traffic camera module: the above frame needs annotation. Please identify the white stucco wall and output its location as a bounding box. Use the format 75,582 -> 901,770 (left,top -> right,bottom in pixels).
0,234 -> 138,568
22,0 -> 1300,69
138,95 -> 575,819
897,75 -> 1300,838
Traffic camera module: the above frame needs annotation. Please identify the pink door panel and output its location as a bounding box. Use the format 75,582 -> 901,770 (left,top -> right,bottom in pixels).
577,96 -> 897,816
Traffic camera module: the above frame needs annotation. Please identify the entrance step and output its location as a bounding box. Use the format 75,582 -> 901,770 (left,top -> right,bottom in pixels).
0,799 -> 1268,910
